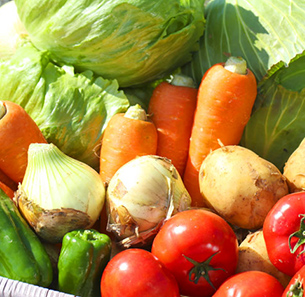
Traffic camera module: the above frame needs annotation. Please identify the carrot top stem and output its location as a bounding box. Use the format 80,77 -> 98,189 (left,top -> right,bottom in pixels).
224,56 -> 247,75
124,104 -> 147,121
0,101 -> 6,119
171,74 -> 196,88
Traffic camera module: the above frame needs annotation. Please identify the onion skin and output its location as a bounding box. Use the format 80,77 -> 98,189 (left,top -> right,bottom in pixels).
16,187 -> 91,243
15,143 -> 105,243
106,155 -> 191,248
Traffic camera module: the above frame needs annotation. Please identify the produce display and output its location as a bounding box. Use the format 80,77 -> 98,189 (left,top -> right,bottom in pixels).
1,0 -> 305,296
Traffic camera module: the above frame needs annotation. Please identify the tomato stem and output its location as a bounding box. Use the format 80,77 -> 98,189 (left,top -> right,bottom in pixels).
289,214 -> 305,255
183,251 -> 226,290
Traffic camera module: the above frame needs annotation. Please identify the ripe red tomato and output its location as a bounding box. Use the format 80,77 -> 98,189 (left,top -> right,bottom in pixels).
263,192 -> 305,276
212,271 -> 284,297
151,208 -> 239,297
100,248 -> 180,297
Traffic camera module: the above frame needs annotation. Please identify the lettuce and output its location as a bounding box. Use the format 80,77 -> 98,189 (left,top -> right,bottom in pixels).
0,42 -> 130,170
14,0 -> 205,87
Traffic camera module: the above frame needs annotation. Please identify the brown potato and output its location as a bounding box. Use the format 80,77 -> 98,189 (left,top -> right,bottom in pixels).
236,230 -> 291,287
283,138 -> 305,192
199,145 -> 288,229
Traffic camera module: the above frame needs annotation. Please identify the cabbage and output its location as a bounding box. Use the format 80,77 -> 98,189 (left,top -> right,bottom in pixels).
183,0 -> 305,85
14,0 -> 205,87
241,53 -> 305,170
0,42 -> 130,170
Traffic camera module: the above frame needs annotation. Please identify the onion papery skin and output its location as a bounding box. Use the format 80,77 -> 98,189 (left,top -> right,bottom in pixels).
106,155 -> 191,248
15,143 -> 105,243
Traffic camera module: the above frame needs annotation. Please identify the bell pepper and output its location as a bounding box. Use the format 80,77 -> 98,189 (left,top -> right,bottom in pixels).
58,228 -> 112,297
0,188 -> 53,287
263,191 -> 305,277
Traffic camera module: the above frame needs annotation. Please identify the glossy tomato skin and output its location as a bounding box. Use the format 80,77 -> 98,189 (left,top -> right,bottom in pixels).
282,265 -> 305,296
212,271 -> 284,297
151,209 -> 239,297
100,248 -> 180,297
263,192 -> 305,276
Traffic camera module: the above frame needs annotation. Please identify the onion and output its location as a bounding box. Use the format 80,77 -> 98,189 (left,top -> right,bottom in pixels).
15,143 -> 105,243
0,1 -> 28,60
106,155 -> 191,248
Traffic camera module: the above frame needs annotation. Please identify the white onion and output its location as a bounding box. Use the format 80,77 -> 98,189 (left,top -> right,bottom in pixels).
15,143 -> 105,243
106,155 -> 191,247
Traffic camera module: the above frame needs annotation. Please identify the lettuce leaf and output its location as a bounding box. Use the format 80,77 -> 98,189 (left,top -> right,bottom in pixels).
0,42 -> 130,170
15,0 -> 205,87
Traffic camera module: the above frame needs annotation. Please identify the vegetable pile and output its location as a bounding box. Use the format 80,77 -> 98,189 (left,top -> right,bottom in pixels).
1,0 -> 305,297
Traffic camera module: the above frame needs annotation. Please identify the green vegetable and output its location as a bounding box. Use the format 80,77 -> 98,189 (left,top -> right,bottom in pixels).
58,229 -> 112,297
0,42 -> 130,170
14,0 -> 205,87
183,0 -> 305,86
241,53 -> 305,170
0,188 -> 53,287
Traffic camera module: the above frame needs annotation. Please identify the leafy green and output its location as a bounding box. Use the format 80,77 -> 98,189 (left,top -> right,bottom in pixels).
15,0 -> 205,87
241,52 -> 305,170
183,0 -> 305,86
0,42 -> 130,170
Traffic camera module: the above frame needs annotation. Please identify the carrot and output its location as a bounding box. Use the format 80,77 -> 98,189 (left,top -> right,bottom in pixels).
99,104 -> 158,185
0,180 -> 14,199
183,56 -> 258,207
0,168 -> 17,192
148,74 -> 198,177
0,100 -> 47,184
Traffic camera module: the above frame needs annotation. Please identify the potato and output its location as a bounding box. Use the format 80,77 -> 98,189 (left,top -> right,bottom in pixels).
283,138 -> 305,192
199,145 -> 288,229
236,230 -> 291,287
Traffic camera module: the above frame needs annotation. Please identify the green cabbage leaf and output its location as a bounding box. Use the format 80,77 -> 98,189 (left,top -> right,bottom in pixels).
241,52 -> 305,170
183,0 -> 305,85
0,42 -> 130,170
14,0 -> 205,87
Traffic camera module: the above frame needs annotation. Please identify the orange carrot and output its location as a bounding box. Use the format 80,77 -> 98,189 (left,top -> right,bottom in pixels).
183,56 -> 257,207
99,104 -> 158,185
0,100 -> 47,184
148,74 -> 198,177
0,180 -> 14,199
0,168 -> 17,192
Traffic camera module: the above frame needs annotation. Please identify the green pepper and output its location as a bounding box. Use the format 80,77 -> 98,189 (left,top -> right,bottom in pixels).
0,188 -> 53,287
58,229 -> 112,297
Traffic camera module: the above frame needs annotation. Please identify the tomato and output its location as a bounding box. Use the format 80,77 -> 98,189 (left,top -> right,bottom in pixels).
282,265 -> 305,296
212,271 -> 284,297
263,192 -> 305,276
100,248 -> 180,297
151,208 -> 239,297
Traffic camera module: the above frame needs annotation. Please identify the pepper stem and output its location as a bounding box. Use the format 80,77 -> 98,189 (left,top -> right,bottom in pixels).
289,214 -> 305,255
183,251 -> 226,290
286,277 -> 304,297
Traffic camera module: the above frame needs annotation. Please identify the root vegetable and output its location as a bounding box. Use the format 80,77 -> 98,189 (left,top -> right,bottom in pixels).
283,137 -> 305,192
199,145 -> 288,229
236,230 -> 291,287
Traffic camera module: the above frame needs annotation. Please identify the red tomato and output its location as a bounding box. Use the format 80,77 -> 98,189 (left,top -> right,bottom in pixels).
263,192 -> 305,276
100,248 -> 180,297
212,271 -> 284,297
282,265 -> 305,296
151,208 -> 239,297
